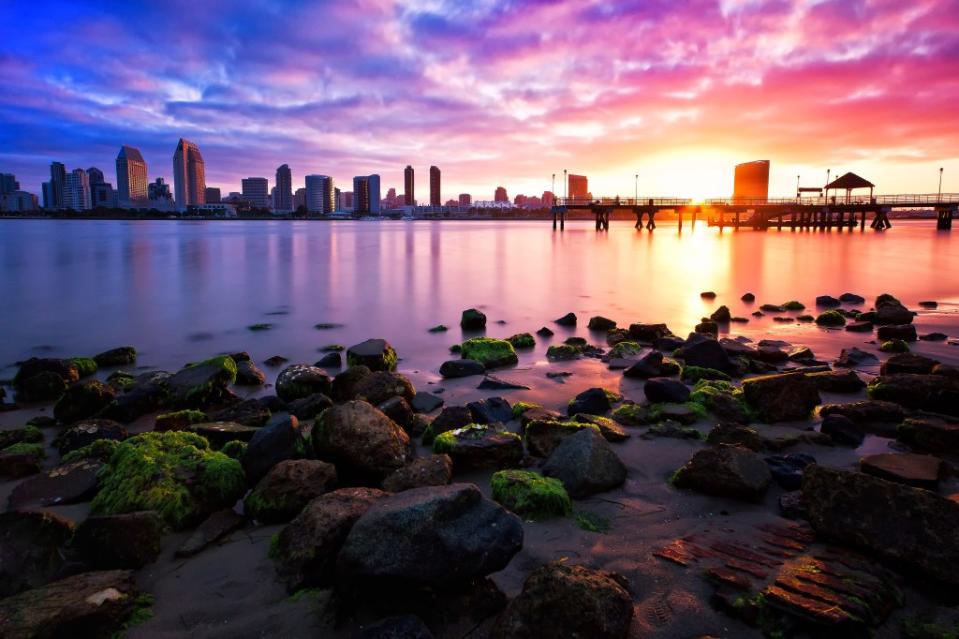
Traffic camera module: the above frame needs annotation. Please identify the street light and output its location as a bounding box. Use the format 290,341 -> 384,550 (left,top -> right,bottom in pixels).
563,169 -> 567,200
551,173 -> 555,201
796,174 -> 800,199
939,167 -> 944,202
826,169 -> 831,201
634,174 -> 638,201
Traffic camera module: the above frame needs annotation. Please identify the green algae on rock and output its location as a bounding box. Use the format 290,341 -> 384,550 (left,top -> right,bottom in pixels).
155,409 -> 208,431
507,332 -> 535,349
815,310 -> 846,327
61,438 -> 119,463
70,357 -> 98,378
491,469 -> 571,519
460,338 -> 518,368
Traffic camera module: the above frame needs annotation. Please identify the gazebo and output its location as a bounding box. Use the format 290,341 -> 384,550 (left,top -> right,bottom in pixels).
825,172 -> 874,204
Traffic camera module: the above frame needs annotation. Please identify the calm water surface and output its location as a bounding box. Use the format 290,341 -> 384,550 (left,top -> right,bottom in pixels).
1,218 -> 958,378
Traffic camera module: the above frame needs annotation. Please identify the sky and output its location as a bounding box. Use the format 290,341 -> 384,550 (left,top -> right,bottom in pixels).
1,0 -> 958,202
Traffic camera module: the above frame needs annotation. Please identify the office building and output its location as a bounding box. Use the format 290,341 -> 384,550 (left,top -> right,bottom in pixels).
403,165 -> 414,205
173,138 -> 206,207
353,174 -> 381,214
429,165 -> 440,206
86,167 -> 105,187
64,168 -> 91,211
542,191 -> 555,207
241,177 -> 270,208
92,182 -> 118,208
568,174 -> 588,199
733,160 -> 770,201
0,173 -> 18,195
339,191 -> 354,211
149,177 -> 172,201
275,164 -> 293,211
204,187 -> 221,203
1,191 -> 38,212
42,182 -> 53,209
458,193 -> 471,207
50,162 -> 67,209
305,174 -> 334,214
116,146 -> 148,203
294,188 -> 306,210
494,186 -> 508,202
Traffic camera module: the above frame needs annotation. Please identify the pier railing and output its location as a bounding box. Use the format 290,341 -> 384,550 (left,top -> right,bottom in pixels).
705,193 -> 959,207
554,197 -> 692,207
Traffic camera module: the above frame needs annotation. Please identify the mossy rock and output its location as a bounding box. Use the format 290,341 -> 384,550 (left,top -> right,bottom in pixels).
1,442 -> 45,458
816,310 -> 846,327
460,338 -> 518,369
546,344 -> 580,360
94,346 -> 137,367
648,401 -> 708,424
607,341 -> 642,359
167,356 -> 238,407
346,339 -> 398,372
524,420 -> 599,457
70,357 -> 98,378
681,366 -> 731,384
507,333 -> 535,349
511,401 -> 540,419
782,300 -> 806,311
0,425 -> 44,449
491,470 -> 571,519
428,325 -> 448,333
91,431 -> 246,529
61,439 -> 119,464
611,404 -> 649,426
155,409 -> 208,431
880,339 -> 910,353
247,323 -> 273,331
432,424 -> 523,470
221,440 -> 248,460
106,370 -> 137,391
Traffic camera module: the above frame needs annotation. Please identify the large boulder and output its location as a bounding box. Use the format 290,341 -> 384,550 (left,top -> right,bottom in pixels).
644,378 -> 690,404
440,359 -> 485,378
189,421 -> 259,448
627,323 -> 671,343
423,405 -> 474,444
802,464 -> 959,585
541,428 -> 626,498
234,359 -> 267,385
337,483 -> 524,587
859,452 -> 944,490
313,401 -> 410,480
14,357 -> 79,387
677,338 -> 733,374
525,420 -> 599,458
8,459 -> 103,510
100,371 -> 171,422
876,324 -> 918,342
53,419 -> 128,456
275,364 -> 332,403
567,387 -> 614,416
0,511 -> 74,597
880,352 -> 938,375
272,487 -> 387,591
433,425 -> 523,470
460,308 -> 487,330
468,397 -> 513,424
672,444 -> 771,502
245,459 -> 338,523
331,365 -> 373,401
352,371 -> 416,405
819,414 -> 864,447
167,356 -> 237,408
868,374 -> 959,416
819,400 -> 905,429
742,372 -> 821,422
491,562 -> 633,639
241,413 -> 302,484
460,338 -> 518,369
209,398 -> 272,427
897,416 -> 959,453
93,346 -> 137,367
382,454 -> 453,493
874,294 -> 913,325
490,470 -> 571,519
52,380 -> 116,424
347,339 -> 398,372
835,347 -> 878,368
71,511 -> 163,569
805,369 -> 865,394
15,370 -> 68,403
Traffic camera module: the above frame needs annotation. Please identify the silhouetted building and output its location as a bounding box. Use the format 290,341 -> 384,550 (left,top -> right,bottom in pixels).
429,165 -> 440,206
0,173 -> 18,195
204,187 -> 221,203
92,182 -> 117,208
514,194 -> 527,206
242,177 -> 270,208
494,186 -> 508,202
339,191 -> 354,211
149,177 -> 172,201
294,188 -> 306,210
116,146 -> 148,203
64,168 -> 91,211
86,167 -> 104,187
542,191 -> 555,207
403,165 -> 414,205
353,175 -> 381,214
459,193 -> 471,206
385,187 -> 399,209
275,164 -> 293,211
733,160 -> 770,202
305,174 -> 334,214
50,162 -> 67,209
173,138 -> 206,207
42,182 -> 53,209
568,174 -> 588,199
1,191 -> 38,212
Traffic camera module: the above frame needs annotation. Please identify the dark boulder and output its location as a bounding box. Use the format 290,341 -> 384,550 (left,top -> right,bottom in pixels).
166,356 -> 237,408
877,324 -> 917,342
677,338 -> 733,373
241,413 -> 301,484
460,308 -> 487,330
347,339 -> 398,372
382,454 -> 453,492
353,370 -> 415,405
672,445 -> 771,502
764,453 -> 816,490
816,295 -> 841,307
628,323 -> 672,343
874,295 -> 913,325
411,392 -> 443,413
377,396 -> 414,433
440,359 -> 486,378
710,305 -> 731,322
468,397 -> 513,424
423,405 -> 473,444
835,347 -> 878,368
14,357 -> 79,387
706,422 -> 761,451
15,370 -> 68,403
275,364 -> 332,403
189,421 -> 259,448
0,511 -> 74,597
587,315 -> 616,331
315,352 -> 342,368
541,428 -> 626,498
53,380 -> 116,424
644,378 -> 690,404
234,359 -> 267,385
53,419 -> 128,456
897,416 -> 959,453
868,373 -> 959,416
245,459 -> 338,523
880,352 -> 938,375
839,292 -> 865,304
820,414 -> 865,446
100,370 -> 171,422
805,369 -> 865,393
819,400 -> 905,428
860,452 -> 944,490
433,425 -> 522,471
72,511 -> 163,569
555,312 -> 577,326
742,372 -> 820,422
209,398 -> 271,427
93,346 -> 137,367
313,401 -> 410,480
8,459 -> 103,510
623,351 -> 665,379
567,387 -> 613,416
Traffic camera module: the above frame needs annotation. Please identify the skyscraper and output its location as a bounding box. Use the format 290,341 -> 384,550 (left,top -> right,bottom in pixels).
733,160 -> 770,202
275,164 -> 293,212
149,178 -> 172,201
458,193 -> 471,207
403,165 -> 414,205
116,146 -> 148,204
64,168 -> 91,211
41,182 -> 53,209
568,174 -> 588,199
429,166 -> 440,206
204,187 -> 221,203
305,175 -> 334,215
0,173 -> 20,195
294,188 -> 306,210
494,186 -> 508,202
353,175 -> 381,214
86,167 -> 105,188
50,162 -> 66,209
173,138 -> 206,207
241,177 -> 270,208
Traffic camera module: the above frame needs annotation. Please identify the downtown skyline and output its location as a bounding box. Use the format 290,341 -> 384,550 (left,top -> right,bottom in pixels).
1,1 -> 958,201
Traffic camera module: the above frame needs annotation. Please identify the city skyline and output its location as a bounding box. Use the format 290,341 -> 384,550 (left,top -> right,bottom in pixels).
1,1 -> 957,202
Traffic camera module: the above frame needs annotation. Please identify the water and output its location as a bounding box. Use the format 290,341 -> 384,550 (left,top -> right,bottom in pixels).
1,218 -> 958,379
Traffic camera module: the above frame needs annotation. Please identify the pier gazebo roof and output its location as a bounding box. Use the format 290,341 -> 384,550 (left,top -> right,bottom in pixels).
825,172 -> 874,191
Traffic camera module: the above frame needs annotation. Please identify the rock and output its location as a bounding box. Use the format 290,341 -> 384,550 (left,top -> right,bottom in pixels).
411,392 -> 443,413
805,369 -> 865,393
816,295 -> 841,307
460,338 -> 518,369
815,310 -> 845,327
377,396 -> 414,432
242,413 -> 302,484
52,380 -> 116,425
555,312 -> 577,326
54,418 -> 128,456
525,420 -> 598,457
0,444 -> 44,477
819,414 -> 864,446
835,347 -> 878,368
536,326 -> 554,337
920,332 -> 948,341
839,292 -> 865,304
764,453 -> 816,490
706,422 -> 761,451
234,359 -> 267,385
678,338 -> 733,373
874,294 -> 914,325
860,453 -> 944,490
695,320 -> 718,336
275,364 -> 332,403
347,339 -> 398,372
492,562 -> 632,639
0,511 -> 74,597
245,459 -> 338,523
313,401 -> 410,480
208,398 -> 272,427
934,363 -> 959,379
819,400 -> 905,429
742,372 -> 821,422
628,323 -> 672,342
357,615 -> 435,639
468,397 -> 513,424
315,352 -> 342,368
460,308 -> 487,330
440,359 -> 485,378
264,355 -> 289,367
433,425 -> 523,470
383,454 -> 453,492
100,370 -> 171,422
329,366 -> 371,402
352,371 -> 415,405
740,292 -> 755,301
672,445 -> 771,502
424,405 -> 474,443
0,569 -> 140,638
507,333 -> 535,349
566,387 -> 611,416
165,355 -> 237,408
273,487 -> 387,591
337,483 -> 524,587
490,469 -> 571,519
880,352 -> 938,375
15,370 -> 68,403
572,414 -> 630,442
175,508 -> 245,558
868,374 -> 959,416
587,316 -> 616,331
802,464 -> 959,585
478,376 -> 530,390
189,421 -> 259,447
154,408 -> 207,431
644,378 -> 690,404
701,291 -> 717,299
72,511 -> 163,569
919,300 -> 938,308
14,357 -> 79,387
8,459 -> 102,510
93,346 -> 136,367
897,416 -> 959,453
642,421 -> 700,440
623,351 -> 665,378
845,320 -> 873,332
778,491 -> 807,519
877,324 -> 917,342
541,428 -> 626,498
546,344 -> 580,360
710,305 -> 731,322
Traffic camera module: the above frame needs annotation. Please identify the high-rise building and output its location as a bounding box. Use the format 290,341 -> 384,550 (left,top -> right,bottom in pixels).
341,191 -> 354,211
0,191 -> 38,212
86,167 -> 105,188
64,168 -> 91,211
41,182 -> 53,209
353,175 -> 381,214
542,191 -> 555,208
50,162 -> 67,209
204,187 -> 221,203
568,174 -> 588,199
173,138 -> 206,207
403,165 -> 414,205
0,173 -> 19,195
294,188 -> 306,210
305,175 -> 334,214
91,182 -> 117,208
494,186 -> 508,202
733,160 -> 770,202
429,165 -> 440,206
241,177 -> 270,209
458,193 -> 471,207
149,177 -> 172,201
275,164 -> 293,212
116,146 -> 148,204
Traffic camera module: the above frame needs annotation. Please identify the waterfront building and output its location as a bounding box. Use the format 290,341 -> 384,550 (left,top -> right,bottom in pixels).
404,165 -> 414,205
459,193 -> 472,206
294,188 -> 306,210
568,174 -> 588,199
339,191 -> 354,211
204,187 -> 221,203
0,191 -> 38,212
542,191 -> 555,208
494,186 -> 508,202
275,164 -> 293,212
241,177 -> 270,208
353,175 -> 381,214
0,173 -> 18,195
430,165 -> 440,206
305,174 -> 334,214
149,177 -> 172,201
50,161 -> 67,209
733,160 -> 770,202
92,182 -> 118,208
41,182 -> 53,209
86,167 -> 104,188
64,168 -> 91,211
172,138 -> 206,207
116,146 -> 148,204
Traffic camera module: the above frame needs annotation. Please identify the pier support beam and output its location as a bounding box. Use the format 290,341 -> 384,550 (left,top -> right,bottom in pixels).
551,206 -> 566,231
937,207 -> 955,230
646,210 -> 656,230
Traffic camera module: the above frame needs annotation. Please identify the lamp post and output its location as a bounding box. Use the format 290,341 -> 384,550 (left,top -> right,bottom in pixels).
563,169 -> 567,200
551,173 -> 555,203
939,167 -> 944,202
634,174 -> 638,202
825,169 -> 831,202
796,174 -> 800,200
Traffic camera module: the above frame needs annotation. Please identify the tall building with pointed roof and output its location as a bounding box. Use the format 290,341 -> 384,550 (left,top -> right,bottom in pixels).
173,138 -> 206,207
116,145 -> 148,203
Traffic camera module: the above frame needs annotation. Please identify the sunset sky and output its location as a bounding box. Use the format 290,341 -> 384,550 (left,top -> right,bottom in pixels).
1,0 -> 957,202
